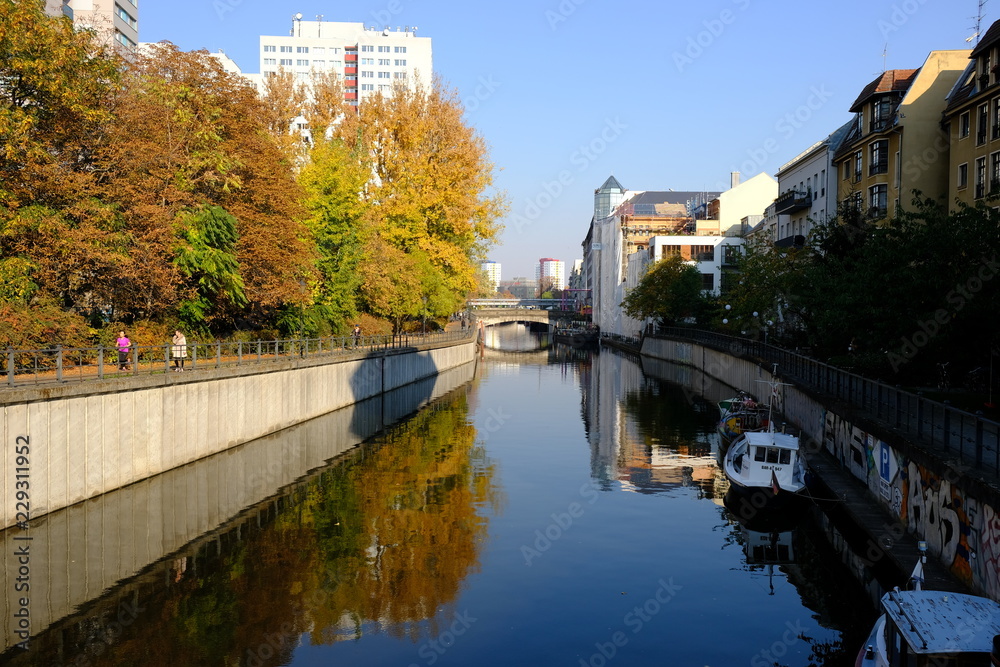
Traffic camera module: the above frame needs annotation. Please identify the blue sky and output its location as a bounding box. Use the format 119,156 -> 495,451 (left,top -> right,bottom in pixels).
143,0 -> 982,278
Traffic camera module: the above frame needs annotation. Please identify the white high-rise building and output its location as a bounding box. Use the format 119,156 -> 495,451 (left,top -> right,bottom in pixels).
256,18 -> 432,107
481,261 -> 501,293
536,258 -> 566,292
45,0 -> 138,51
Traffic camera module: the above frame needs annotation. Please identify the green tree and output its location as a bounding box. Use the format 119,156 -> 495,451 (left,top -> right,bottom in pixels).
173,205 -> 247,329
621,255 -> 704,325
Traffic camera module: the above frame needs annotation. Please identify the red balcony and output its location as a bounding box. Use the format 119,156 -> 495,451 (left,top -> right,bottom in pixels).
344,91 -> 357,100
344,66 -> 357,74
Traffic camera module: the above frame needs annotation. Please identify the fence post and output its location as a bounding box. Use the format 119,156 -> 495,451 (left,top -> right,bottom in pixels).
216,340 -> 221,368
238,341 -> 243,365
6,347 -> 12,386
165,343 -> 170,374
98,346 -> 104,380
131,346 -> 138,375
192,342 -> 197,370
256,340 -> 261,363
56,345 -> 63,382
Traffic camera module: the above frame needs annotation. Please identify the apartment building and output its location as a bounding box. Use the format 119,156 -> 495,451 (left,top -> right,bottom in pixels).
481,261 -> 501,293
45,0 -> 138,51
764,121 -> 853,246
943,21 -> 1000,207
536,258 -> 566,292
832,51 -> 970,221
256,18 -> 432,107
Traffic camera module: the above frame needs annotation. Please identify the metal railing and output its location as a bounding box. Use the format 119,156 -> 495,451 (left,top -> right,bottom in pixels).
657,328 -> 1000,477
3,330 -> 475,389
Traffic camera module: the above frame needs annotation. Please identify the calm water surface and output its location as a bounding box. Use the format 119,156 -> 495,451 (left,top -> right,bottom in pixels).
8,325 -> 876,666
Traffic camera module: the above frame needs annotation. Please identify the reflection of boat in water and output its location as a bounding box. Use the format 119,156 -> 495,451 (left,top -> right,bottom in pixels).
723,486 -> 809,532
855,543 -> 1000,667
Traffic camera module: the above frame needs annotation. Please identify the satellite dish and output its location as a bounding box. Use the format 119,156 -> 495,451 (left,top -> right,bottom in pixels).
383,28 -> 390,36
295,12 -> 302,19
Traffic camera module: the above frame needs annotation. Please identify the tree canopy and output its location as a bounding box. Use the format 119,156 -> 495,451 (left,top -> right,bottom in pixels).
621,254 -> 705,325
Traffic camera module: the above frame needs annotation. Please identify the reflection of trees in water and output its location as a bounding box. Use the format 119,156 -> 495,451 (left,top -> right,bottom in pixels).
19,390 -> 497,667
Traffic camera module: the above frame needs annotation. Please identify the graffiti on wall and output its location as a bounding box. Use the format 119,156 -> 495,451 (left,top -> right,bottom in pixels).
824,409 -> 1000,599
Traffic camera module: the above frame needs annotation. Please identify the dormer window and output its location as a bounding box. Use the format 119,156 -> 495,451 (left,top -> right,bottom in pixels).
871,98 -> 891,132
856,108 -> 865,135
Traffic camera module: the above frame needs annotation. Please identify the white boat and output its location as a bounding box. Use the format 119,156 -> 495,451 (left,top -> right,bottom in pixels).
722,427 -> 808,506
856,545 -> 1000,666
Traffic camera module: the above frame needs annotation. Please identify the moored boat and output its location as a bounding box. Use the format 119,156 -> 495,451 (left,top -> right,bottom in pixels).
856,544 -> 1000,666
722,427 -> 809,508
717,393 -> 770,444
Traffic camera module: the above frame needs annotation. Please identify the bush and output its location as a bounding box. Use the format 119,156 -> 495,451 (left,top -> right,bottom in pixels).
0,300 -> 91,350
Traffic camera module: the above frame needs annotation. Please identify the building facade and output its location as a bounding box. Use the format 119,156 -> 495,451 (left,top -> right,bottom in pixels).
536,258 -> 566,292
256,19 -> 432,107
46,0 -> 138,51
944,21 -> 1000,208
481,261 -> 501,294
833,51 -> 970,222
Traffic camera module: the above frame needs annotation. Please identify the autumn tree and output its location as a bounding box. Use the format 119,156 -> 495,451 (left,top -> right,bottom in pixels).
330,80 -> 507,328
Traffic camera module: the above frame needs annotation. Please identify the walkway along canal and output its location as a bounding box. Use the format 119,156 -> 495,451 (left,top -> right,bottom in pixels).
0,329 -> 478,530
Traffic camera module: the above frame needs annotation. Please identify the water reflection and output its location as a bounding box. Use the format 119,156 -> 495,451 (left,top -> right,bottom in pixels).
3,372 -> 494,666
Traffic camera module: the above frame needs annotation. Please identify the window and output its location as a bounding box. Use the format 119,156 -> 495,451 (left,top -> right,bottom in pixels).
115,4 -> 136,28
313,47 -> 325,54
378,58 -> 390,66
331,61 -> 342,68
263,58 -> 276,66
394,59 -> 407,66
296,59 -> 309,66
361,57 -> 374,65
379,84 -> 391,91
394,71 -> 407,79
843,161 -> 851,181
378,71 -> 390,79
871,98 -> 891,132
960,111 -> 971,138
958,163 -> 968,189
360,45 -> 374,52
280,46 -> 292,53
662,245 -> 681,258
869,184 -> 887,218
754,447 -> 766,462
345,74 -> 357,81
394,46 -> 407,53
280,59 -> 292,66
994,99 -> 1000,140
976,156 -> 987,198
361,71 -> 374,77
765,448 -> 779,464
691,245 -> 714,261
854,151 -> 863,183
869,139 -> 888,175
263,45 -> 276,53
312,59 -> 324,68
297,46 -> 309,53
700,273 -> 715,291
378,45 -> 390,53
361,83 -> 374,91
978,103 -> 989,145
779,450 -> 791,465
991,152 -> 1000,194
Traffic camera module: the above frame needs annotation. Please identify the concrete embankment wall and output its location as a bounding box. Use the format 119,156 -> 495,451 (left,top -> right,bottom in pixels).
0,339 -> 477,531
641,336 -> 1000,601
0,362 -> 476,654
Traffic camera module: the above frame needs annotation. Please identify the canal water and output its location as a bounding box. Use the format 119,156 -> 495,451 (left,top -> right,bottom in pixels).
4,324 -> 878,666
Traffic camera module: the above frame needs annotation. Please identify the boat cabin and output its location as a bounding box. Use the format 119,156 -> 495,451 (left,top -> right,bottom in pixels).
871,590 -> 1000,666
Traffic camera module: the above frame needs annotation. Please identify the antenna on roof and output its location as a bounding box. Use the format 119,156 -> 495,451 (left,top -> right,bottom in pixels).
882,43 -> 888,73
967,0 -> 987,44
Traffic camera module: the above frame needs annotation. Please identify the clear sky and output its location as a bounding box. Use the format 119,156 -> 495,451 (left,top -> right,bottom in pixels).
142,0 -> 984,278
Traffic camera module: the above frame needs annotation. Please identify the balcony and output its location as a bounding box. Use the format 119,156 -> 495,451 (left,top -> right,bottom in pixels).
773,190 -> 812,214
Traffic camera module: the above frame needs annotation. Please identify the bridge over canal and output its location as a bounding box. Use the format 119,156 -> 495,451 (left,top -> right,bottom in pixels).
473,307 -> 580,328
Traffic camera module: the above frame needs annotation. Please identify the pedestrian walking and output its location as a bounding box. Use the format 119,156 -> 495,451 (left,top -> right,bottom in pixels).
171,329 -> 188,372
116,330 -> 131,371
352,324 -> 362,347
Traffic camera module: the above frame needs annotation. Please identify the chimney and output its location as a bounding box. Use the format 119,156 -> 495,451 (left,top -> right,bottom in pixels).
731,171 -> 741,188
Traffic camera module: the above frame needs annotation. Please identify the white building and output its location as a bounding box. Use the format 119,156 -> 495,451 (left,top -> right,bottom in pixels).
762,121 -> 853,246
255,18 -> 432,107
481,261 -> 501,293
46,0 -> 138,51
537,258 -> 566,292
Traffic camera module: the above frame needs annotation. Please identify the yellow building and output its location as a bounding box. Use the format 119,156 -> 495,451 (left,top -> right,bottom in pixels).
833,51 -> 970,222
943,22 -> 1000,208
